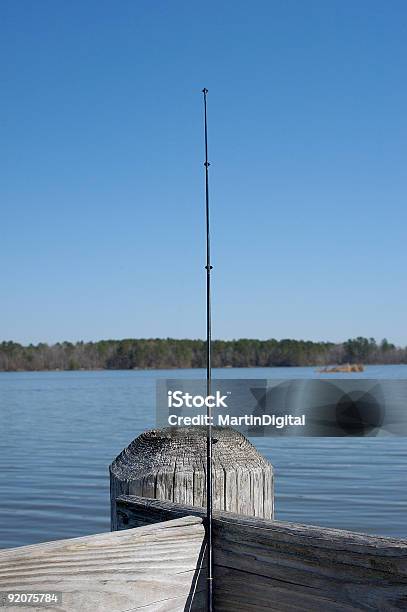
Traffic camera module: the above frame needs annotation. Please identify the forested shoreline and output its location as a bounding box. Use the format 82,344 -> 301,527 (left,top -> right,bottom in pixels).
0,337 -> 405,371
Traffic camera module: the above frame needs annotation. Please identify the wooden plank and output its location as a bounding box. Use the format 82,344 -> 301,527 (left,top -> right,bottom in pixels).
213,519 -> 407,611
213,566 -> 359,612
0,516 -> 207,612
115,495 -> 407,611
116,494 -> 207,529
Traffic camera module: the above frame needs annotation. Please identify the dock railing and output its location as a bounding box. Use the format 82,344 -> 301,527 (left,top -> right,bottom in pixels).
115,495 -> 407,612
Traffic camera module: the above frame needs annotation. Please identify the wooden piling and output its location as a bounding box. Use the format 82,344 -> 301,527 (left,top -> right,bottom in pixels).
110,426 -> 273,530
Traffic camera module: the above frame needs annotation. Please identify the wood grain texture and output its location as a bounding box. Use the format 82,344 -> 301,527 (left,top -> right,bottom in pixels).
0,515 -> 206,612
110,426 -> 274,530
116,495 -> 407,611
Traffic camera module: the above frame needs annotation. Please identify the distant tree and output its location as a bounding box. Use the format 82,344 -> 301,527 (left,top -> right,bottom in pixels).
380,338 -> 395,352
343,337 -> 377,363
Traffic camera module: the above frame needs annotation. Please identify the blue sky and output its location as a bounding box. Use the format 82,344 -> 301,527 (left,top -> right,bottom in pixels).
1,1 -> 406,345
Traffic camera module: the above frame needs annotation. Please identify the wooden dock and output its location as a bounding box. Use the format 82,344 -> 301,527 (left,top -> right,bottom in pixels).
1,495 -> 407,611
1,426 -> 407,611
117,496 -> 407,611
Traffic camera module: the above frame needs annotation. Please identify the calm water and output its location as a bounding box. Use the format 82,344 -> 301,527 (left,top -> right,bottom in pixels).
0,365 -> 406,548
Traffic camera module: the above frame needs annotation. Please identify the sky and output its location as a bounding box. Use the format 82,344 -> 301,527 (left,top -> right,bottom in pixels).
1,1 -> 406,345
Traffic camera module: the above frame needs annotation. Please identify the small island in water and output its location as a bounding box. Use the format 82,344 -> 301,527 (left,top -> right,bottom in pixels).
318,363 -> 365,373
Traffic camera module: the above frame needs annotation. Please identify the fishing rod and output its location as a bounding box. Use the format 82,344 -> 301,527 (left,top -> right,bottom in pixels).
202,87 -> 214,612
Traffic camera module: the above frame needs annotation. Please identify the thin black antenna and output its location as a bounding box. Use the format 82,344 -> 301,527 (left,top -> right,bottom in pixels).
202,87 -> 213,612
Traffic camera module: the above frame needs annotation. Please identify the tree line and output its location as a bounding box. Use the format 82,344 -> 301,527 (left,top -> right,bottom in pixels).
0,336 -> 405,371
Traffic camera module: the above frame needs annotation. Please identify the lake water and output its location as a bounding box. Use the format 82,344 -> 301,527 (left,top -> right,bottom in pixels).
0,365 -> 406,548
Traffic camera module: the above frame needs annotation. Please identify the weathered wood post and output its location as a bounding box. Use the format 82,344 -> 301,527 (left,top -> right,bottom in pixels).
110,426 -> 273,530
